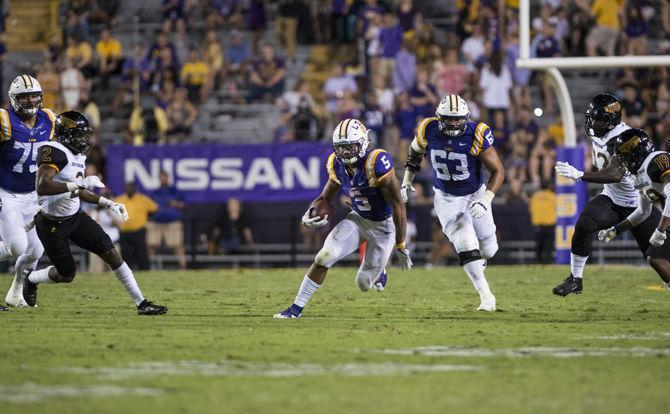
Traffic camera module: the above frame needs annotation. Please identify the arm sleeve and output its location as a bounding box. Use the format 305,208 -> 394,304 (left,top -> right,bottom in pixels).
627,194 -> 653,226
412,117 -> 435,153
37,145 -> 68,172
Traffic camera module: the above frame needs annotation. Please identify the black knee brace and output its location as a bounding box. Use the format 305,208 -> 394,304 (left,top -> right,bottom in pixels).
571,214 -> 599,257
459,249 -> 482,266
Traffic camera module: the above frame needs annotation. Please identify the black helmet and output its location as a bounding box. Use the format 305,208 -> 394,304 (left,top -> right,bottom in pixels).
55,111 -> 92,155
613,128 -> 654,173
584,93 -> 622,137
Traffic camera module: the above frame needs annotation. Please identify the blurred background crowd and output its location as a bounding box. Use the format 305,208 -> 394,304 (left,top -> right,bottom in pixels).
1,0 -> 670,269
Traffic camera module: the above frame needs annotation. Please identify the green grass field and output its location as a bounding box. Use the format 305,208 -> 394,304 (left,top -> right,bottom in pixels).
1,265 -> 669,414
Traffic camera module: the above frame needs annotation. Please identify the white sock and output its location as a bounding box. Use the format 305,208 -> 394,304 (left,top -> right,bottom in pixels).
570,253 -> 588,278
0,241 -> 12,260
664,281 -> 670,292
293,275 -> 321,307
113,262 -> 145,306
28,267 -> 55,284
463,260 -> 493,297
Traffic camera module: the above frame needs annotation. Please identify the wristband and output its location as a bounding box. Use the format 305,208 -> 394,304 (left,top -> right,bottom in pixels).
395,242 -> 406,250
482,189 -> 495,203
66,182 -> 79,191
98,196 -> 113,208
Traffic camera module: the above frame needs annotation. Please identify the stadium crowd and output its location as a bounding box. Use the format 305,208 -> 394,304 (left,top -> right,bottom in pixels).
4,0 -> 670,268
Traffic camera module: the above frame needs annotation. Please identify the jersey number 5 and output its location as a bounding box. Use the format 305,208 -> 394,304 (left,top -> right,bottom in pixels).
430,150 -> 470,181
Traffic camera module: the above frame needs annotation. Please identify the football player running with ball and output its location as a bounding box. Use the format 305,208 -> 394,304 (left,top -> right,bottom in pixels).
401,95 -> 505,311
552,94 -> 664,296
598,128 -> 670,289
274,119 -> 412,319
21,111 -> 167,315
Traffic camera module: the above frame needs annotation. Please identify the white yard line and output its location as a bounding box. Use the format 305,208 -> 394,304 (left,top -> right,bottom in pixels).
0,383 -> 163,403
368,346 -> 670,358
56,361 -> 483,380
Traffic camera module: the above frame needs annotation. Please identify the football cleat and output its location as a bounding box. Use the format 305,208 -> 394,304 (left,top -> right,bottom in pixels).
552,275 -> 583,297
0,305 -> 9,312
373,270 -> 388,292
273,304 -> 303,319
22,276 -> 38,307
477,293 -> 496,312
137,299 -> 168,315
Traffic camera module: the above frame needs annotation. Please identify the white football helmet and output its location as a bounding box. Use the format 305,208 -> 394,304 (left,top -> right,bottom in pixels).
436,94 -> 470,137
332,118 -> 369,165
8,74 -> 43,118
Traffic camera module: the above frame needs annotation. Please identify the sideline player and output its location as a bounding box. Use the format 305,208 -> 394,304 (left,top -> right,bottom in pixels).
400,95 -> 504,311
21,111 -> 167,315
552,94 -> 663,295
598,128 -> 670,288
274,118 -> 412,318
1,75 -> 56,307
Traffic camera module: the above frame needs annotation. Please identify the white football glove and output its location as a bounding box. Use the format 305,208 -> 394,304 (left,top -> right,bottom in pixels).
554,161 -> 584,181
650,228 -> 667,247
598,227 -> 618,243
395,245 -> 413,271
109,202 -> 129,221
400,185 -> 415,204
469,190 -> 495,219
76,175 -> 106,190
301,209 -> 328,228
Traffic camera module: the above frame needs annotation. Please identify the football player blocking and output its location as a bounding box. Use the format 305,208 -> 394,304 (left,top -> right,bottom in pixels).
7,110 -> 167,315
0,75 -> 55,311
402,95 -> 505,311
274,119 -> 412,318
553,94 -> 670,295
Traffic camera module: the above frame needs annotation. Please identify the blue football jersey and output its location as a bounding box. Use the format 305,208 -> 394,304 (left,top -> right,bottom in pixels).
0,107 -> 56,193
327,149 -> 395,221
416,118 -> 494,196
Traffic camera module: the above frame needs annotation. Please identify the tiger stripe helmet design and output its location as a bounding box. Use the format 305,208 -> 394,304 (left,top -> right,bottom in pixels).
332,118 -> 369,165
8,74 -> 43,118
436,94 -> 470,137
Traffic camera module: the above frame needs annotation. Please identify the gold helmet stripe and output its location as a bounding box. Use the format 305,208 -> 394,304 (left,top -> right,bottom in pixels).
342,118 -> 352,139
450,95 -> 457,111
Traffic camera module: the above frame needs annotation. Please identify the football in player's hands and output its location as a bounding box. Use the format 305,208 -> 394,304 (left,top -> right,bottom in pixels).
309,199 -> 333,220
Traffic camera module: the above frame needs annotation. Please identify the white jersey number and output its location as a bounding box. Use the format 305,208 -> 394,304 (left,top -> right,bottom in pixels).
431,150 -> 470,181
349,188 -> 371,211
12,142 -> 39,173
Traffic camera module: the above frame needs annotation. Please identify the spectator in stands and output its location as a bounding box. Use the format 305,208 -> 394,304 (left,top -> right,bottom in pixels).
157,79 -> 176,109
207,0 -> 243,30
623,4 -> 649,56
323,63 -> 357,114
78,88 -> 101,131
358,0 -> 384,35
331,0 -> 353,43
529,127 -> 556,189
292,96 -> 320,141
247,43 -> 286,103
204,30 -> 225,88
409,66 -> 438,119
96,27 -> 123,89
434,48 -> 468,97
210,198 -> 254,254
362,94 -> 385,146
378,12 -> 403,82
392,91 -> 417,165
116,182 -> 158,271
621,82 -> 647,128
479,50 -> 512,125
181,48 -> 210,103
371,74 -> 394,114
86,134 -> 106,176
392,36 -> 416,93
129,97 -> 170,145
276,0 -> 301,63
336,89 -> 361,121
38,58 -> 61,111
46,33 -> 63,64
581,0 -> 624,56
529,180 -> 556,264
60,57 -> 87,110
277,79 -> 316,115
247,0 -> 268,54
461,24 -> 486,71
161,0 -> 186,37
534,18 -> 561,114
397,0 -> 417,32
413,13 -> 434,64
90,0 -> 120,26
225,29 -> 251,84
148,171 -> 187,269
505,31 -> 531,109
65,0 -> 91,39
66,34 -> 95,79
365,13 -> 383,73
167,87 -> 198,143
